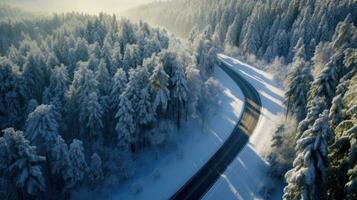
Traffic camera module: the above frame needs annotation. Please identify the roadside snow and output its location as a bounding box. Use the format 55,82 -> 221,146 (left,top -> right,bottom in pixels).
203,54 -> 285,200
107,66 -> 245,200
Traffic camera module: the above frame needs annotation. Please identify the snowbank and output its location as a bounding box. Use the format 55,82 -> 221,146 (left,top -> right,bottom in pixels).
108,66 -> 245,200
203,54 -> 285,200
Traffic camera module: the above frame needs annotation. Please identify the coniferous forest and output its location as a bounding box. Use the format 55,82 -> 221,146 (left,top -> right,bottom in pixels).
0,0 -> 356,199
0,8 -> 220,199
128,0 -> 356,199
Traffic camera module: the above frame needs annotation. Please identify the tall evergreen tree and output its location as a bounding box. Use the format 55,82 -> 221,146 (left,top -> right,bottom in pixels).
0,128 -> 45,199
284,110 -> 331,200
171,65 -> 188,128
66,139 -> 87,189
149,63 -> 170,113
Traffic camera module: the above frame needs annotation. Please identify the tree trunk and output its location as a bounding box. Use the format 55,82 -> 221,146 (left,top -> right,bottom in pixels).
45,152 -> 53,188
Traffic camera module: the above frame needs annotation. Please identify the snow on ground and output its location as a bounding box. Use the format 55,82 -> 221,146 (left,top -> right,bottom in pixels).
203,54 -> 285,200
108,66 -> 245,200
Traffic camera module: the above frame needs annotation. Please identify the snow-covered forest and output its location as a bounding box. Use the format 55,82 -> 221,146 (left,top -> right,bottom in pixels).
0,8 -> 220,199
126,0 -> 357,199
0,0 -> 356,199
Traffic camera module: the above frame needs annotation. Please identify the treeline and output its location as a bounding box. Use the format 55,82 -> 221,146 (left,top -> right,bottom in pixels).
125,0 -> 355,62
0,11 -> 219,199
125,0 -> 357,199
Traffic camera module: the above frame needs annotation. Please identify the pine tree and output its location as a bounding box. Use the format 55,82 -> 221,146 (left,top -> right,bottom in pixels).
309,57 -> 340,104
297,97 -> 327,138
285,58 -> 313,121
329,94 -> 345,128
0,57 -> 21,129
185,66 -> 202,117
225,16 -> 239,46
43,65 -> 69,111
74,38 -> 89,62
284,110 -> 331,200
67,63 -> 98,136
79,92 -> 103,138
137,86 -> 155,126
0,128 -> 45,198
88,153 -> 103,188
171,65 -> 188,128
123,44 -> 141,71
66,139 -> 87,189
267,117 -> 297,180
115,94 -> 136,151
25,104 -> 60,186
50,136 -> 70,177
149,63 -> 170,112
110,68 -> 127,111
21,53 -> 45,102
25,104 -> 59,146
96,59 -> 111,98
118,20 -> 136,53
110,42 -> 123,75
125,67 -> 149,115
87,54 -> 99,72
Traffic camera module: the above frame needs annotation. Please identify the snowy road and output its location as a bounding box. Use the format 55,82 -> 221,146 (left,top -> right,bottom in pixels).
170,56 -> 262,200
203,55 -> 285,200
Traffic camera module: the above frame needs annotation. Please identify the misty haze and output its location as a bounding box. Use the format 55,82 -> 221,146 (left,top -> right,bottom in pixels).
0,0 -> 161,13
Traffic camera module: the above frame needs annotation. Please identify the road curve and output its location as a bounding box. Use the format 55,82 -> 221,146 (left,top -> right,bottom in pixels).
170,58 -> 262,200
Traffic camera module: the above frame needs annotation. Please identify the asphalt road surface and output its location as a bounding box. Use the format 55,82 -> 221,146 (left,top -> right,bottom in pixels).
170,59 -> 262,200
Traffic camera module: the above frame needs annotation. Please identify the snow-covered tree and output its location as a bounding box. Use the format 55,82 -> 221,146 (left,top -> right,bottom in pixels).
115,94 -> 136,151
110,68 -> 127,111
43,65 -> 69,111
123,44 -> 141,71
21,53 -> 45,102
111,42 -> 123,73
66,139 -> 87,189
79,92 -> 103,138
171,65 -> 188,128
88,153 -> 103,188
25,104 -> 60,186
50,136 -> 70,177
96,59 -> 111,98
74,38 -> 89,62
225,16 -> 240,46
297,97 -> 327,138
285,48 -> 313,121
284,110 -> 331,200
149,63 -> 170,112
309,58 -> 340,104
67,62 -> 98,135
267,115 -> 297,180
195,38 -> 217,76
118,20 -> 136,52
137,86 -> 155,126
25,104 -> 59,146
0,57 -> 21,129
329,94 -> 345,128
125,67 -> 149,114
198,78 -> 222,124
0,128 -> 45,198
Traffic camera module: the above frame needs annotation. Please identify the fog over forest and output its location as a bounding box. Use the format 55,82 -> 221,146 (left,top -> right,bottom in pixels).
0,0 -> 161,13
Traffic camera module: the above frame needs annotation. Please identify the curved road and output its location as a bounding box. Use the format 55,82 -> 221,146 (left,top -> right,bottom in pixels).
170,58 -> 262,200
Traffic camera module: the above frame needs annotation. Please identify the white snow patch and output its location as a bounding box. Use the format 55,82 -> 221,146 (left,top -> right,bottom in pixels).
108,66 -> 245,200
203,54 -> 285,200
